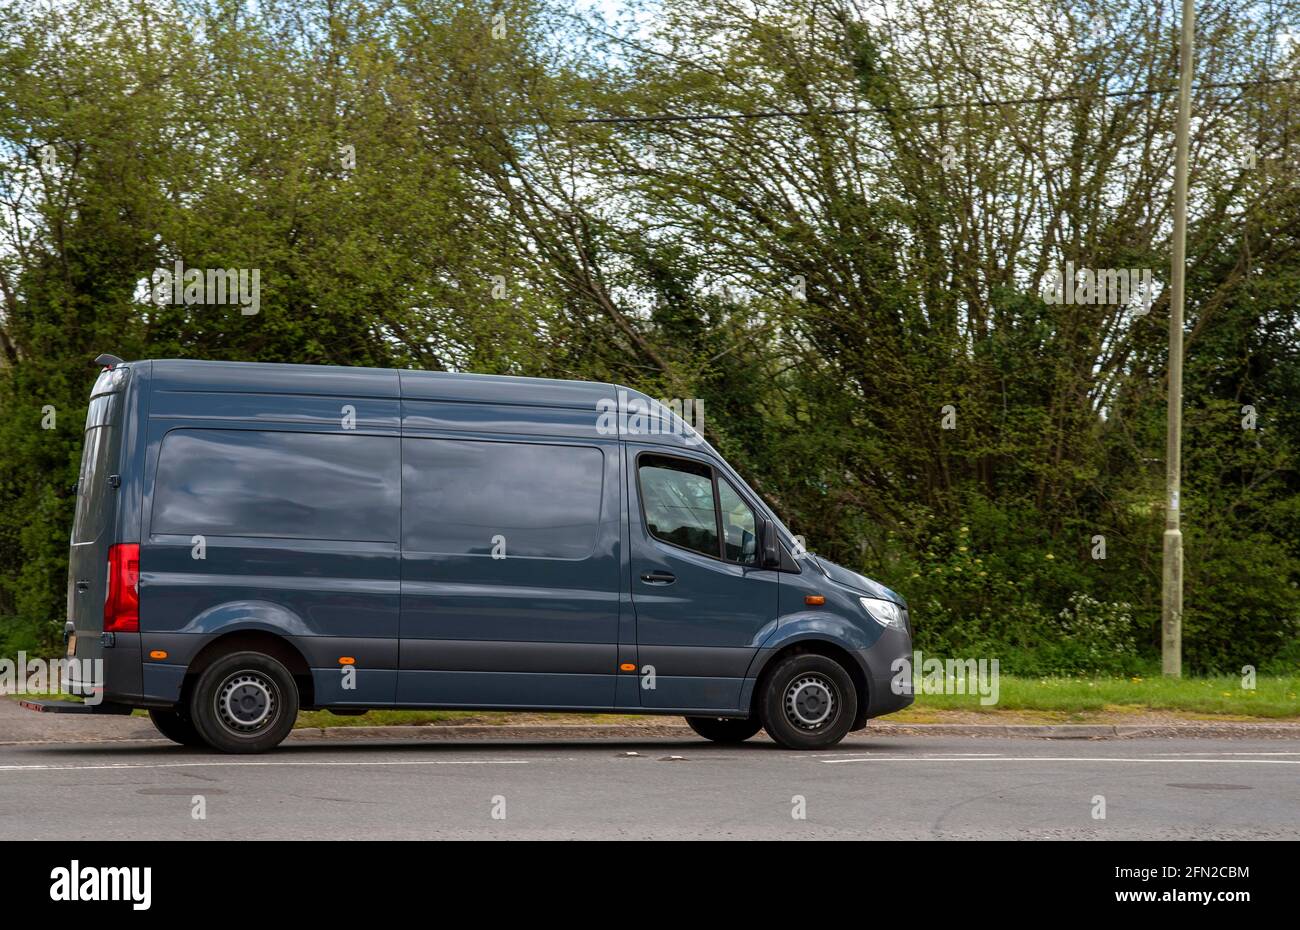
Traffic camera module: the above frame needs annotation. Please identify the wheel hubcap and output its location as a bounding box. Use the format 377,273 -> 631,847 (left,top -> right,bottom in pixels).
217,672 -> 277,734
785,674 -> 836,730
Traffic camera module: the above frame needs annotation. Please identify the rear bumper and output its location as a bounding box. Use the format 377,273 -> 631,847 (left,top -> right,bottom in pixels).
66,630 -> 145,705
18,698 -> 133,715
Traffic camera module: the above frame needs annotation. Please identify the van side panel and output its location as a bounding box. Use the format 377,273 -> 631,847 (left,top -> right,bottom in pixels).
148,359 -> 399,399
400,369 -> 610,408
402,399 -> 601,440
137,387 -> 402,707
396,409 -> 622,709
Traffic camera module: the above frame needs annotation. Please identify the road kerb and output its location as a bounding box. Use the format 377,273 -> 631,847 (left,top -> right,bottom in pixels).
279,721 -> 1300,743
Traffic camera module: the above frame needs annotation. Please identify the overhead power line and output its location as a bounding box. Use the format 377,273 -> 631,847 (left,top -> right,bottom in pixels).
552,4 -> 1297,128
561,75 -> 1300,126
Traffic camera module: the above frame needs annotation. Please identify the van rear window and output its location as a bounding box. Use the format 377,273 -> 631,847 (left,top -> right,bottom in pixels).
402,438 -> 603,559
85,393 -> 116,428
72,424 -> 115,544
151,429 -> 400,542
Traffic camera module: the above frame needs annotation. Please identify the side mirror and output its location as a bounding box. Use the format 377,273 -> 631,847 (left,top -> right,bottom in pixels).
760,519 -> 781,570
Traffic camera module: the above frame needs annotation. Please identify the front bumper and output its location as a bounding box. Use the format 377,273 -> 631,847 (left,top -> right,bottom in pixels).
857,624 -> 915,723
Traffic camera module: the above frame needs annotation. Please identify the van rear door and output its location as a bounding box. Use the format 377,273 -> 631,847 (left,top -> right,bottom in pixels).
65,366 -> 129,695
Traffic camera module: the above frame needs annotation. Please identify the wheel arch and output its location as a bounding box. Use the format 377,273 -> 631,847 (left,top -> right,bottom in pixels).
748,637 -> 869,727
181,629 -> 315,711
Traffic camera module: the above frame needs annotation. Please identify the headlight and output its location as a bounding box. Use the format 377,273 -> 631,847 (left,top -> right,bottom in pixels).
860,596 -> 906,629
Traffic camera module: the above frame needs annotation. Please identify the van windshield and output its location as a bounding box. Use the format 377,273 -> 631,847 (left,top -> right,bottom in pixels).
72,394 -> 117,544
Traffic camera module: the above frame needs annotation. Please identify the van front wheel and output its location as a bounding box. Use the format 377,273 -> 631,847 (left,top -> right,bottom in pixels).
759,654 -> 858,750
685,716 -> 763,744
189,651 -> 299,754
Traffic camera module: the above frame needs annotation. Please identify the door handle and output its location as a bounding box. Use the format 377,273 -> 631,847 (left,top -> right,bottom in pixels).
75,581 -> 89,593
639,571 -> 676,585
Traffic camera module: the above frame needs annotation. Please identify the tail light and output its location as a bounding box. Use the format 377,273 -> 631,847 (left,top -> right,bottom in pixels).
104,543 -> 140,632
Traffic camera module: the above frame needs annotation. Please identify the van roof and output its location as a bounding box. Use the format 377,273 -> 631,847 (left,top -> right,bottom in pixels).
142,358 -> 631,409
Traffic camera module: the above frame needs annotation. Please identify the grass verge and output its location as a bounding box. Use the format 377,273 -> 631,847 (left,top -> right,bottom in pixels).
900,674 -> 1299,719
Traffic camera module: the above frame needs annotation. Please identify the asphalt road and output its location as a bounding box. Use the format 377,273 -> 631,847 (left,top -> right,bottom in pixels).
1,734 -> 1297,839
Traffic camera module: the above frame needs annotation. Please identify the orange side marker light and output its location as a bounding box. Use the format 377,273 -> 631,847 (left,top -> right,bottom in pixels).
339,656 -> 356,665
619,663 -> 636,672
148,650 -> 168,660
805,595 -> 826,606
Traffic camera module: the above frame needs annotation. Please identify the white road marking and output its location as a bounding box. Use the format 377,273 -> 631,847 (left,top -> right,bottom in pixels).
1148,751 -> 1300,756
0,759 -> 531,773
813,751 -> 1008,759
821,755 -> 1300,765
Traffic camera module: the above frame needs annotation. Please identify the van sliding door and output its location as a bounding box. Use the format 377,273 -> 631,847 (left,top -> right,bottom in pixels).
397,437 -> 621,709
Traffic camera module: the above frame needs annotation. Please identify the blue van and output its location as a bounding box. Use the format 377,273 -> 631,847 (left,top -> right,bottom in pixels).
23,355 -> 913,752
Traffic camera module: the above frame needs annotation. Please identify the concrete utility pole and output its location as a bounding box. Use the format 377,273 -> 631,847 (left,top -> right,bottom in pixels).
1164,0 -> 1195,678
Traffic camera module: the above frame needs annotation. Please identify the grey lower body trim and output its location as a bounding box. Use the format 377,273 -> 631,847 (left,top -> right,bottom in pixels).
636,643 -> 756,678
395,669 -> 614,708
398,638 -> 615,674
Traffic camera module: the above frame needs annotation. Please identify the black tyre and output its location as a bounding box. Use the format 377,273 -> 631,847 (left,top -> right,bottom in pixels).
148,708 -> 208,747
685,715 -> 764,744
759,653 -> 858,750
189,651 -> 298,754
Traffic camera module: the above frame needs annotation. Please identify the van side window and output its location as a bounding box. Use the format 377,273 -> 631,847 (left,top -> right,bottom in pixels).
151,429 -> 400,542
638,456 -> 719,558
718,479 -> 757,565
402,438 -> 603,559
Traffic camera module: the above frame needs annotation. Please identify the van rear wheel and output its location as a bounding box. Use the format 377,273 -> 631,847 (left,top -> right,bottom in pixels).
189,651 -> 298,754
759,653 -> 857,750
148,708 -> 207,747
685,716 -> 763,744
